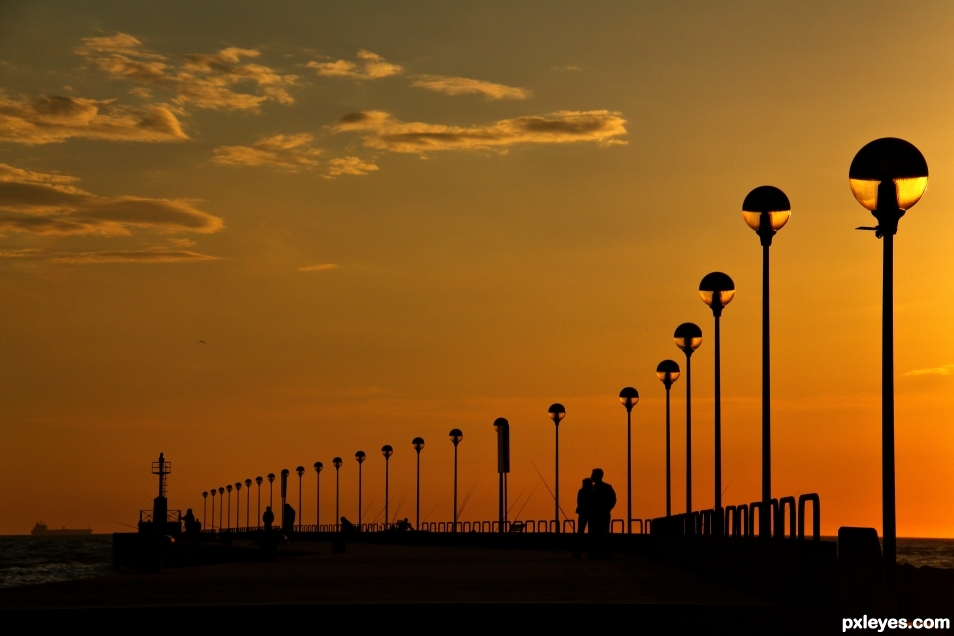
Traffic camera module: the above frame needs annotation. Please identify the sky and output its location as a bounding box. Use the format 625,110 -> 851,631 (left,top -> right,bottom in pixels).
1,0 -> 953,537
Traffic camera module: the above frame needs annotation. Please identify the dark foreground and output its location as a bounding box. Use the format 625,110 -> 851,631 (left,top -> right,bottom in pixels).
0,539 -> 835,633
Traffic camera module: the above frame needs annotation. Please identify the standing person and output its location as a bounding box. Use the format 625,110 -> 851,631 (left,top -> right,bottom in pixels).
282,503 -> 296,535
262,505 -> 275,531
589,468 -> 617,557
573,478 -> 594,558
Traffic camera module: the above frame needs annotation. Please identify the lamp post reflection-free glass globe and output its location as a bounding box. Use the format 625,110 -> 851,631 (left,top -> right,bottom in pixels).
742,186 -> 791,246
656,359 -> 681,387
381,445 -> 393,459
699,272 -> 735,313
849,137 -> 928,216
449,429 -> 463,446
412,437 -> 425,452
618,387 -> 639,412
548,403 -> 566,424
673,322 -> 703,354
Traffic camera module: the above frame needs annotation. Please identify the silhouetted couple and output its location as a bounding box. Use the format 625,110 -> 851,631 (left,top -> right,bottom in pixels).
574,468 -> 616,558
181,508 -> 201,539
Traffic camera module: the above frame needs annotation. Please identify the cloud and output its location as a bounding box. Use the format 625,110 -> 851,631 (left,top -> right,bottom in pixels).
298,263 -> 339,272
0,92 -> 188,144
307,50 -> 403,80
76,33 -> 298,112
212,133 -> 322,170
0,162 -> 223,236
325,156 -> 378,178
333,109 -> 627,153
0,247 -> 217,264
904,364 -> 954,377
411,75 -> 530,100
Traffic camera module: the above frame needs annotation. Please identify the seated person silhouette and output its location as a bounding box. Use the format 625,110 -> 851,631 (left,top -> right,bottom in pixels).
340,516 -> 356,534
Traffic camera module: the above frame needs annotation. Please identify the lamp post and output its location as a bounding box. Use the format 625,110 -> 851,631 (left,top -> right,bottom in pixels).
673,322 -> 702,513
202,491 -> 208,532
618,388 -> 638,533
412,437 -> 424,530
255,476 -> 263,528
699,272 -> 735,514
849,137 -> 928,568
267,473 -> 275,513
493,418 -> 510,533
547,404 -> 566,533
296,466 -> 305,532
245,479 -> 252,529
449,430 -> 463,532
742,185 -> 791,536
280,469 -> 289,530
226,485 -> 232,530
355,451 -> 366,530
381,446 -> 393,528
656,361 -> 681,517
332,457 -> 343,530
314,462 -> 323,529
234,482 -> 242,530
218,487 -> 224,531
210,488 -> 216,531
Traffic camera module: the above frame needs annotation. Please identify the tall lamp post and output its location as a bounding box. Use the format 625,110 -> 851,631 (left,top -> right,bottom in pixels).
234,482 -> 242,530
280,469 -> 289,531
849,137 -> 928,568
381,446 -> 393,528
267,473 -> 275,513
296,466 -> 305,532
255,476 -> 263,528
314,462 -> 323,529
332,457 -> 342,530
699,272 -> 735,514
412,438 -> 424,530
245,479 -> 252,529
218,487 -> 225,530
202,491 -> 208,531
618,389 -> 638,533
742,185 -> 791,536
355,451 -> 366,531
449,429 -> 463,532
547,404 -> 566,533
210,488 -> 216,531
656,360 -> 681,517
673,322 -> 702,513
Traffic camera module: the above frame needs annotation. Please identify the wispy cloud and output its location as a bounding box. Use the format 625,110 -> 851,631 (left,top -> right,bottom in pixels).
0,92 -> 187,144
76,33 -> 298,112
904,364 -> 954,377
0,162 -> 222,236
307,50 -> 403,80
298,263 -> 339,272
411,75 -> 530,100
325,156 -> 378,178
212,133 -> 322,170
0,247 -> 217,264
333,110 -> 627,154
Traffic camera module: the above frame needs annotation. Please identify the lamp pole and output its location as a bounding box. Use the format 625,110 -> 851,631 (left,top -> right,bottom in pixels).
234,482 -> 241,530
355,451 -> 366,531
218,487 -> 224,531
449,430 -> 463,532
202,491 -> 208,531
699,272 -> 735,516
742,186 -> 791,536
210,488 -> 216,531
381,446 -> 393,528
245,479 -> 252,529
412,438 -> 425,530
226,485 -> 232,531
849,137 -> 928,569
296,467 -> 305,532
547,405 -> 566,532
332,457 -> 342,530
617,389 -> 638,533
255,476 -> 263,529
267,473 -> 275,514
656,361 -> 680,517
314,462 -> 323,529
673,323 -> 702,513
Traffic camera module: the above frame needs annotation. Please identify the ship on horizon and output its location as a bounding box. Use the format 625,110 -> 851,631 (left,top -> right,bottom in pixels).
30,522 -> 92,536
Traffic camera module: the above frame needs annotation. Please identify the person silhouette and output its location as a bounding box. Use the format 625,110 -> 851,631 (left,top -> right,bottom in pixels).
282,503 -> 296,535
573,478 -> 594,558
262,505 -> 275,532
182,508 -> 196,538
589,468 -> 616,557
340,516 -> 355,534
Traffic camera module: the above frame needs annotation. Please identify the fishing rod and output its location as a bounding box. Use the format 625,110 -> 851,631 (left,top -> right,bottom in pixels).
531,461 -> 570,521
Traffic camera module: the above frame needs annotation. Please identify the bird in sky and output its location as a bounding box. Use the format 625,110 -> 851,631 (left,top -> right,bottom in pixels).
198,340 -> 205,344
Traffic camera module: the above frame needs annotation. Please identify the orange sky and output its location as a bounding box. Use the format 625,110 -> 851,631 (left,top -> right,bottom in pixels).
0,1 -> 953,537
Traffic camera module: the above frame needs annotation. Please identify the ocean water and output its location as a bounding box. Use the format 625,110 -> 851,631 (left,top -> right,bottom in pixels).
0,534 -> 950,589
0,535 -> 112,588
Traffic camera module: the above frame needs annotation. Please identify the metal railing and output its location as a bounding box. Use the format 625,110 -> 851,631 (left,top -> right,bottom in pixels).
649,493 -> 821,540
202,517 -> 649,535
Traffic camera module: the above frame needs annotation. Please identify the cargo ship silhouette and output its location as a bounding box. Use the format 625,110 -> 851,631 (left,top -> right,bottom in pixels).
31,522 -> 92,536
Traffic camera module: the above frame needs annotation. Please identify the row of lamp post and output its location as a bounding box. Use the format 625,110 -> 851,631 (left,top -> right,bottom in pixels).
194,139 -> 924,569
